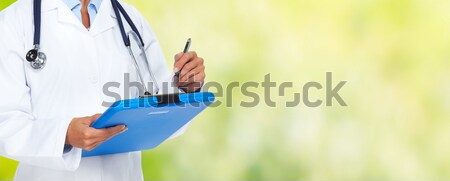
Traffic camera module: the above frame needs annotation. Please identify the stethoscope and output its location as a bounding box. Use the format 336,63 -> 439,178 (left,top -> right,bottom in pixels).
26,0 -> 159,96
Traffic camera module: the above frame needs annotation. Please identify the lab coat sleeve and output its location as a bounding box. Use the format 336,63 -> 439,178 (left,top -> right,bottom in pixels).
0,18 -> 81,171
129,6 -> 191,140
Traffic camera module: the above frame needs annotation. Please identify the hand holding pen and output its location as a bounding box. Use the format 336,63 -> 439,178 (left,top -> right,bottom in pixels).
173,38 -> 205,93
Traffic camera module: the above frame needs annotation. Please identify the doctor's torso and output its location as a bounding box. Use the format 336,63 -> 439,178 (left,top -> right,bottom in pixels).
0,0 -> 171,180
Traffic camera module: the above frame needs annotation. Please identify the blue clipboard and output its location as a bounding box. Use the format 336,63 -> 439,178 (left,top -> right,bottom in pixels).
82,92 -> 215,157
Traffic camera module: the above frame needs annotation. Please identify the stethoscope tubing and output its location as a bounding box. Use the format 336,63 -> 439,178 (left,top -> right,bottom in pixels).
33,0 -> 41,46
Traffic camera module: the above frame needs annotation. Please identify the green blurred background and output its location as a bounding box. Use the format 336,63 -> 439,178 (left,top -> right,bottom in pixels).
2,0 -> 450,180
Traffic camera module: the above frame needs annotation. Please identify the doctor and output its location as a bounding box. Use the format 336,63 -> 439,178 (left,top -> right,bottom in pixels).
0,0 -> 205,180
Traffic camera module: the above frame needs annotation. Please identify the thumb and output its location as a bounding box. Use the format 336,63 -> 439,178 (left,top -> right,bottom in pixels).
91,113 -> 102,120
86,114 -> 102,125
104,125 -> 127,137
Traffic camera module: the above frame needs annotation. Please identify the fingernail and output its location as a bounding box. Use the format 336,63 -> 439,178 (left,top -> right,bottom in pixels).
174,67 -> 179,73
120,126 -> 128,134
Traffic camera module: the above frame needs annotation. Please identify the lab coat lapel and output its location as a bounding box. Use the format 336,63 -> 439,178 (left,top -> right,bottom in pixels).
41,0 -> 57,12
42,0 -> 86,30
90,0 -> 117,36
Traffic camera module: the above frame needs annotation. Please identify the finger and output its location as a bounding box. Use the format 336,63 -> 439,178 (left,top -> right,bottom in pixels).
81,114 -> 102,126
86,127 -> 106,140
176,80 -> 189,87
91,113 -> 102,120
183,82 -> 203,93
97,125 -> 127,138
180,64 -> 205,82
85,130 -> 118,150
177,82 -> 194,93
176,72 -> 204,87
178,81 -> 203,93
89,114 -> 102,125
87,126 -> 127,150
179,71 -> 205,87
79,117 -> 93,126
176,75 -> 197,87
174,51 -> 197,73
174,52 -> 183,63
179,57 -> 203,79
85,140 -> 104,151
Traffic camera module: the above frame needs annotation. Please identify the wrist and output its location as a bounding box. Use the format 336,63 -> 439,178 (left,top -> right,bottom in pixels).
65,119 -> 74,145
65,134 -> 70,145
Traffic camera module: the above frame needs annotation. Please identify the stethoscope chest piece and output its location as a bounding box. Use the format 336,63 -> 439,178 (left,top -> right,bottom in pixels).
26,47 -> 46,69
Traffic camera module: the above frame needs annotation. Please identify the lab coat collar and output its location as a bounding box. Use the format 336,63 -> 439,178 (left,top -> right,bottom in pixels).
61,0 -> 80,10
40,0 -> 85,29
42,0 -> 58,12
61,0 -> 103,12
41,0 -> 117,36
89,0 -> 116,36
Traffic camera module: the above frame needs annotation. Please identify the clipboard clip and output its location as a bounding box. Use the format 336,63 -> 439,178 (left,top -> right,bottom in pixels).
139,93 -> 181,105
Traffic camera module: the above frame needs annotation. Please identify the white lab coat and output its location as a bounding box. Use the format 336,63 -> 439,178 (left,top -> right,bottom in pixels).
0,0 -> 188,180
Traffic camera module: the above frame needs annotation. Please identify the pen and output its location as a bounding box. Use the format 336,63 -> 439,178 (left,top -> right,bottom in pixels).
174,38 -> 191,83
183,38 -> 191,54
